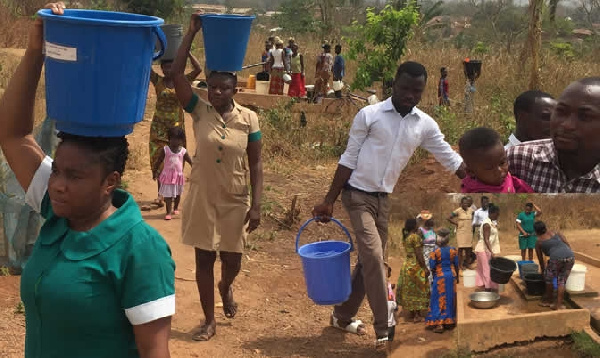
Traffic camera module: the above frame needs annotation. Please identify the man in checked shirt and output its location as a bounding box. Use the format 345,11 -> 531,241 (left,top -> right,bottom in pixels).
507,77 -> 600,193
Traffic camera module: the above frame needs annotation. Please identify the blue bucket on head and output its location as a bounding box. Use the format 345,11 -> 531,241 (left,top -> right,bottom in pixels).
38,9 -> 166,137
201,14 -> 255,72
296,218 -> 353,306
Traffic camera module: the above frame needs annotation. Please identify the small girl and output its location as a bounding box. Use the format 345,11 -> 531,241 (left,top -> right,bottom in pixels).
458,127 -> 534,193
385,264 -> 397,343
153,126 -> 192,220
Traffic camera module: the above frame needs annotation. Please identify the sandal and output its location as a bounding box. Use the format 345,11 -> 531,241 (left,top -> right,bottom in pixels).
152,198 -> 164,208
218,281 -> 238,318
330,314 -> 367,335
192,322 -> 216,341
433,325 -> 445,334
375,335 -> 389,349
538,301 -> 552,307
173,210 -> 180,215
165,214 -> 172,221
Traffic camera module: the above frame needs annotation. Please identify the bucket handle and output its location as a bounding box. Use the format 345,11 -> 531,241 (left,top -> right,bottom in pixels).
152,26 -> 167,61
295,217 -> 353,253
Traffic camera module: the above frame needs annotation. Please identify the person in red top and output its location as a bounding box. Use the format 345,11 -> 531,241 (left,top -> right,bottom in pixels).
438,67 -> 450,106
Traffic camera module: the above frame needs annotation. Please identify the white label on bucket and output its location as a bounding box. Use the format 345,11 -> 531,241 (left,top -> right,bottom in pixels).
45,42 -> 77,62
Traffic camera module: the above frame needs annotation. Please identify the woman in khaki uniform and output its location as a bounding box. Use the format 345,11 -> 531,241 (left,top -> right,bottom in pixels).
172,13 -> 263,341
447,196 -> 474,271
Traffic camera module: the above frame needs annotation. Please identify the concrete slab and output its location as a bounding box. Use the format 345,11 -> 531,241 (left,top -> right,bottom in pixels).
456,284 -> 590,352
565,260 -> 600,333
192,86 -> 353,114
574,251 -> 600,268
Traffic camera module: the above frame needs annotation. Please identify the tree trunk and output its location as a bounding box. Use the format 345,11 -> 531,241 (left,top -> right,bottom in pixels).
528,0 -> 543,90
521,0 -> 543,89
549,0 -> 559,23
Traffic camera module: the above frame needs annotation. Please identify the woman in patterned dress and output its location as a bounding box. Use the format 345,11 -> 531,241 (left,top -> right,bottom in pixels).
148,55 -> 201,208
426,228 -> 459,333
397,219 -> 431,323
417,211 -> 437,282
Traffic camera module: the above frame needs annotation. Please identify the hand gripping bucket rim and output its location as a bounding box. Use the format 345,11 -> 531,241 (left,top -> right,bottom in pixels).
296,218 -> 354,305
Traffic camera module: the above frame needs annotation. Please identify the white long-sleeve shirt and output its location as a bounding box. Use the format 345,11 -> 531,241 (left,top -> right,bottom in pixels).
339,97 -> 463,193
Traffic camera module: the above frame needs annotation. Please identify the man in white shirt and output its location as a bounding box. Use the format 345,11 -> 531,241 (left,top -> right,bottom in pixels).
472,195 -> 489,246
505,90 -> 556,150
312,61 -> 466,347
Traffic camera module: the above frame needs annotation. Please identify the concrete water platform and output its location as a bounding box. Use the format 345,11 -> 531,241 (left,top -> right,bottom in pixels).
456,283 -> 590,352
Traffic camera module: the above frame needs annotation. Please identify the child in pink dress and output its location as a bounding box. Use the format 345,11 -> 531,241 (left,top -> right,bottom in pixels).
153,127 -> 193,220
458,127 -> 534,193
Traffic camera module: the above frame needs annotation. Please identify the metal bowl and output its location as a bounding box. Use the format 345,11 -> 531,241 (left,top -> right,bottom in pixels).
469,291 -> 500,309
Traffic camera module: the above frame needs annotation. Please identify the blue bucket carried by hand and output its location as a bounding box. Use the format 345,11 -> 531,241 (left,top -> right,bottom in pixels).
201,14 -> 254,72
38,9 -> 166,137
296,218 -> 353,305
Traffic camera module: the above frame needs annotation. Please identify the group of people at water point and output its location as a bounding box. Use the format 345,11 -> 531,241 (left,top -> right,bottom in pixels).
261,36 -> 346,101
0,2 -> 598,356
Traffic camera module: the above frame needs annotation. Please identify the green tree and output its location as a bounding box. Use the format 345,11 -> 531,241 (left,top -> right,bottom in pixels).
274,0 -> 320,34
125,0 -> 183,19
346,2 -> 420,92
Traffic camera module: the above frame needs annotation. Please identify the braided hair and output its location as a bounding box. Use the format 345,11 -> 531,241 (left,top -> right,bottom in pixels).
57,132 -> 129,181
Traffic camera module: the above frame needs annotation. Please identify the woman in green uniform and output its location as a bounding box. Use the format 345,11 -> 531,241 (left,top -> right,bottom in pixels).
172,13 -> 263,341
516,202 -> 542,261
0,3 -> 176,357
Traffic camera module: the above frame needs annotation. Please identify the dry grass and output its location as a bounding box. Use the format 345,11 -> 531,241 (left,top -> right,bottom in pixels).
126,142 -> 147,172
0,48 -> 46,127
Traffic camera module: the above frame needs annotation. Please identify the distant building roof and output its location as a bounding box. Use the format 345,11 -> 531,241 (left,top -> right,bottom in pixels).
572,28 -> 593,36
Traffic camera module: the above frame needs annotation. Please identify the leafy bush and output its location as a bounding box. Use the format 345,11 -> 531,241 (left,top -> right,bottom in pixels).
549,41 -> 576,60
346,2 -> 420,90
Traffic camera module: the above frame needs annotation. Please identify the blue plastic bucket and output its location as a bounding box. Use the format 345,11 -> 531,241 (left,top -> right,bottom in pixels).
296,218 -> 353,305
517,260 -> 535,279
38,9 -> 166,137
201,14 -> 254,72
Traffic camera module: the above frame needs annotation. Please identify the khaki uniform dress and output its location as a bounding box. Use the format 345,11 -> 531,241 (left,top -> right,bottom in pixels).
182,93 -> 261,253
452,207 -> 474,248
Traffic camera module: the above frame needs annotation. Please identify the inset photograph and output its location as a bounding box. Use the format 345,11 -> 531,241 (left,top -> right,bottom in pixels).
387,193 -> 599,356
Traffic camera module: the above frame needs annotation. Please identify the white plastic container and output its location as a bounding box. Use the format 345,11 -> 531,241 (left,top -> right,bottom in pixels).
255,80 -> 269,95
463,270 -> 477,287
566,263 -> 587,292
503,255 -> 522,262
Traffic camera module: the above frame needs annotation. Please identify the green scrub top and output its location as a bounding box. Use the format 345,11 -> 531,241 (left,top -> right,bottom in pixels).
20,189 -> 176,358
517,211 -> 536,238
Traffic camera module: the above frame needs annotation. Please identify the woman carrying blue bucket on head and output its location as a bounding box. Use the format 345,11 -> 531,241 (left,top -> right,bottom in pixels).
171,11 -> 263,342
0,3 -> 175,357
147,53 -> 202,210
